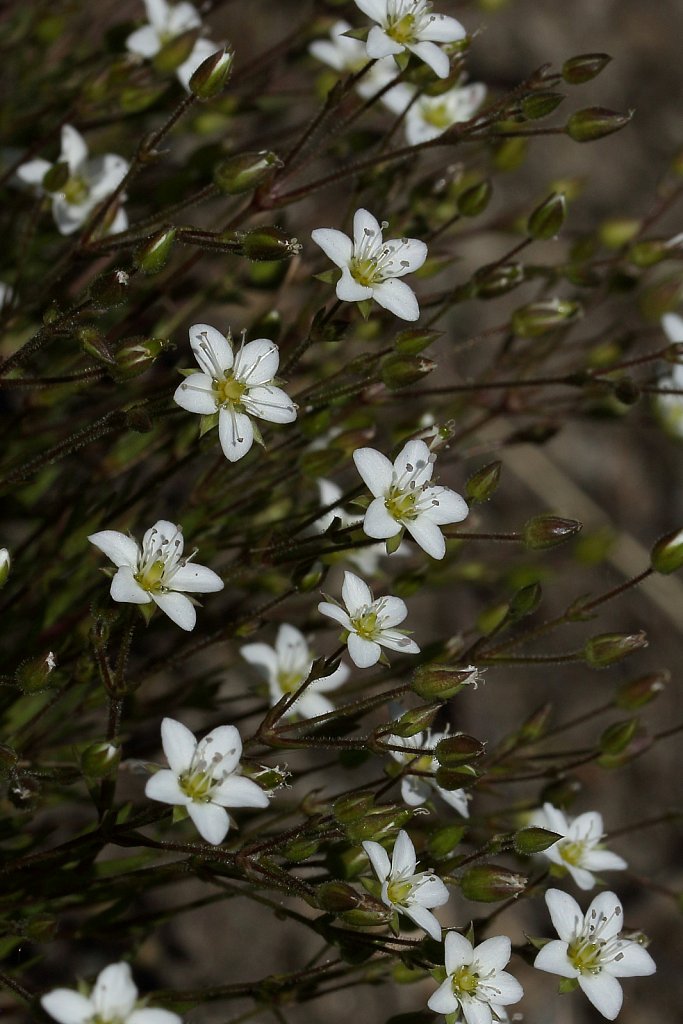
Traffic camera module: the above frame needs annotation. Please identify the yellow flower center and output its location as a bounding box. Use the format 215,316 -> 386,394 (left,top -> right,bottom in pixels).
567,938 -> 603,975
559,839 -> 586,867
62,175 -> 89,204
387,879 -> 413,904
179,770 -> 215,803
387,13 -> 416,44
277,669 -> 304,694
423,102 -> 452,129
214,374 -> 247,406
385,486 -> 418,522
135,559 -> 166,592
452,964 -> 480,996
350,256 -> 380,287
351,609 -> 379,639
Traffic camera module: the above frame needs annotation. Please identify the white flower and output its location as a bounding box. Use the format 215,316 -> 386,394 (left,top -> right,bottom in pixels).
354,0 -> 466,80
531,803 -> 627,891
535,888 -> 656,1020
173,323 -> 297,462
363,828 -> 449,940
126,0 -> 222,92
428,930 -> 524,1024
318,569 -> 419,668
145,717 -> 270,845
241,623 -> 350,719
309,20 -> 404,99
15,125 -> 128,236
387,727 -> 470,818
0,547 -> 10,587
88,519 -> 224,632
353,440 -> 468,560
315,478 -> 408,575
41,961 -> 181,1024
656,313 -> 683,437
383,79 -> 486,145
312,207 -> 427,321
0,282 -> 14,310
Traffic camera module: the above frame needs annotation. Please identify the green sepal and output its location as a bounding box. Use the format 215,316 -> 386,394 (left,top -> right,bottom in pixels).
386,529 -> 404,555
199,412 -> 219,437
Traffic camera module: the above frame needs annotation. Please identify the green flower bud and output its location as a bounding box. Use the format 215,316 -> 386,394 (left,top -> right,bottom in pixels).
343,807 -> 412,843
434,734 -> 485,767
523,515 -> 582,550
0,548 -> 10,588
599,718 -> 638,755
584,631 -> 648,668
428,824 -> 467,860
460,864 -> 527,902
513,827 -> 561,855
133,227 -> 176,275
628,240 -> 668,268
78,327 -> 115,365
465,461 -> 501,504
81,741 -> 120,778
512,299 -> 581,337
153,28 -> 199,73
474,261 -> 524,298
566,107 -> 632,143
240,226 -> 302,262
16,652 -> 57,694
394,329 -> 442,355
341,906 -> 394,927
283,837 -> 319,862
562,53 -> 612,85
214,151 -> 283,195
518,701 -> 552,740
386,703 -> 442,739
615,670 -> 668,710
88,269 -> 130,310
521,91 -> 565,120
528,193 -> 566,240
291,559 -> 327,592
380,353 -> 436,390
509,583 -> 542,620
651,528 -> 683,574
411,664 -> 479,701
435,765 -> 478,791
112,337 -> 166,380
316,881 -> 361,912
333,790 -> 375,824
189,47 -> 235,100
457,179 -> 492,217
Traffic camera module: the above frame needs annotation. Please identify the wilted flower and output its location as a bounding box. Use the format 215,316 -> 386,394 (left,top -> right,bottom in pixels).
354,0 -> 466,80
535,888 -> 656,1020
16,125 -> 128,236
145,717 -> 270,844
309,20 -> 403,99
126,0 -> 222,91
363,828 -> 449,940
318,569 -> 419,668
173,323 -> 297,462
387,727 -> 470,818
312,207 -> 427,321
531,803 -> 627,890
428,931 -> 524,1023
41,961 -> 181,1024
383,80 -> 486,145
88,518 -> 224,631
353,440 -> 469,559
241,623 -> 350,719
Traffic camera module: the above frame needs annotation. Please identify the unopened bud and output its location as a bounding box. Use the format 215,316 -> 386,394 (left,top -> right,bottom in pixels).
291,559 -> 327,592
435,734 -> 485,767
435,764 -> 478,790
584,631 -> 648,668
428,824 -> 467,860
88,269 -> 129,310
381,353 -> 436,390
628,240 -> 668,268
474,261 -> 524,298
460,864 -> 526,902
651,528 -> 683,574
189,47 -> 235,100
153,28 -> 199,73
615,670 -> 669,710
395,328 -> 442,355
316,881 -> 361,912
134,227 -> 176,275
457,179 -> 492,217
0,548 -> 10,588
528,193 -> 566,240
512,299 -> 581,336
81,741 -> 120,778
386,703 -> 442,739
283,837 -> 319,862
112,337 -> 166,380
509,582 -> 542,620
333,790 -> 375,824
465,461 -> 501,504
411,664 -> 479,700
521,91 -> 564,120
513,827 -> 561,855
214,151 -> 282,195
518,702 -> 552,740
343,807 -> 412,843
16,652 -> 57,694
240,226 -> 302,262
341,906 -> 394,927
566,107 -> 631,143
78,327 -> 115,365
523,515 -> 582,550
562,53 -> 612,85
599,717 -> 638,755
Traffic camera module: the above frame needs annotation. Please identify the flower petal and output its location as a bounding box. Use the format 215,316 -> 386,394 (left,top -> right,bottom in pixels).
662,312 -> 683,343
145,769 -> 190,806
126,24 -> 162,58
401,775 -> 431,806
196,725 -> 242,772
403,903 -> 441,941
40,990 -> 94,1024
341,570 -> 373,613
376,595 -> 407,627
311,227 -> 353,268
315,661 -> 351,691
296,691 -> 335,719
584,891 -> 624,940
168,562 -> 224,594
445,930 -> 474,973
405,515 -> 445,559
474,935 -> 511,974
187,801 -> 230,845
92,963 -> 137,1021
128,1009 -> 183,1024
15,158 -> 51,189
317,601 -> 352,629
607,940 -> 656,978
237,338 -> 280,385
110,566 -> 151,605
336,266 -> 373,302
578,972 -> 623,1020
362,839 -> 391,882
353,207 -> 383,251
173,373 -> 217,415
88,530 -> 139,568
364,497 -> 401,538
427,978 -> 459,1016
406,39 -> 450,79
437,785 -> 470,817
461,999 -> 492,1024
218,408 -> 254,462
570,810 -> 603,841
419,14 -> 467,43
353,0 -> 388,21
190,323 -> 233,376
491,969 -> 524,1005
244,384 -> 297,424
151,591 -> 197,631
565,863 -> 597,891
60,125 -> 88,173
347,632 -> 381,668
379,630 -> 419,654
275,623 -> 309,668
390,829 -> 416,876
366,25 -> 403,58
545,887 -> 582,943
241,642 -> 279,682
372,278 -> 420,321
353,446 -> 394,496
52,198 -> 89,235
144,0 -> 172,31
177,40 -> 222,92
167,0 -> 202,33
212,774 -> 270,809
382,237 -> 428,277
582,849 -> 628,872
425,485 -> 469,525
160,717 -> 196,774
533,939 -> 576,978
86,155 -> 129,200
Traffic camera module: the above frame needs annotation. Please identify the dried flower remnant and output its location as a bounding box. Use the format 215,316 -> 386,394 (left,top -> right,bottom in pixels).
173,323 -> 297,462
41,961 -> 181,1024
145,718 -> 270,845
363,828 -> 449,939
88,519 -> 223,631
354,0 -> 466,79
318,570 -> 419,668
531,803 -> 627,890
126,0 -> 222,91
534,889 -> 656,1020
428,930 -> 524,1023
312,208 -> 427,321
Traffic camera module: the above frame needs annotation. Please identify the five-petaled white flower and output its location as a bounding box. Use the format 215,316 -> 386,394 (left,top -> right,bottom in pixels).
173,323 -> 297,462
383,80 -> 486,145
363,828 -> 449,940
126,0 -> 222,91
353,440 -> 469,559
354,0 -> 466,80
534,888 -> 656,1020
531,803 -> 627,891
655,313 -> 683,438
312,208 -> 427,321
428,931 -> 524,1024
318,569 -> 419,668
240,623 -> 350,719
145,717 -> 270,845
387,726 -> 470,818
16,125 -> 128,236
41,961 -> 181,1024
88,519 -> 223,632
309,20 -> 403,100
